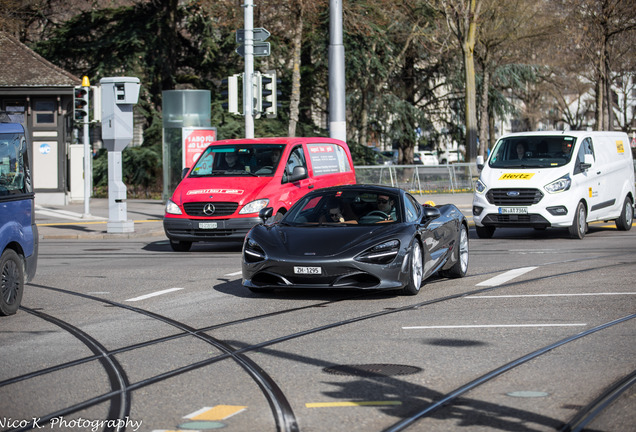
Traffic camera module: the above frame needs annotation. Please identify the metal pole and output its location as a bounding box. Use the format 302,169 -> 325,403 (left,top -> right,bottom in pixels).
82,84 -> 91,217
329,0 -> 346,142
244,0 -> 254,138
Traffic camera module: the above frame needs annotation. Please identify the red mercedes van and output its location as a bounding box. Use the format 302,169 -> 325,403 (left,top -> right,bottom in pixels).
163,137 -> 356,251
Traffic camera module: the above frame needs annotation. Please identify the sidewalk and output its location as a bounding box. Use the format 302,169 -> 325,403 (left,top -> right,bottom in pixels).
36,199 -> 166,240
36,193 -> 475,240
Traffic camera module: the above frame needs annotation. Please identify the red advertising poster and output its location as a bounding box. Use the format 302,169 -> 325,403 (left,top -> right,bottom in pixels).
182,127 -> 217,169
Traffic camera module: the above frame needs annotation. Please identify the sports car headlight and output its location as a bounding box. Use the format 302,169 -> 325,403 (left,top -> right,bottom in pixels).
240,199 -> 270,215
244,238 -> 266,263
475,179 -> 487,194
165,199 -> 182,215
544,174 -> 571,194
356,240 -> 400,264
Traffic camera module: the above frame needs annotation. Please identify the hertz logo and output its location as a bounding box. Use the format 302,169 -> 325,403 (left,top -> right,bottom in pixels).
499,173 -> 535,180
616,141 -> 625,153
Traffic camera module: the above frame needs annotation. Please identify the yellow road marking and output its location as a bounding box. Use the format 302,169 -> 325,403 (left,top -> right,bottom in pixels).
306,401 -> 402,408
187,405 -> 247,421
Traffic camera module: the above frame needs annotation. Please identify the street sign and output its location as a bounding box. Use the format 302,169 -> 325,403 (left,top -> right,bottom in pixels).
236,42 -> 270,57
236,28 -> 270,43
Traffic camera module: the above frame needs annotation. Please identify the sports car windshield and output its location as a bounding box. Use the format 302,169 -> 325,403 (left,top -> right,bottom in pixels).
489,136 -> 578,169
188,144 -> 285,177
283,190 -> 402,226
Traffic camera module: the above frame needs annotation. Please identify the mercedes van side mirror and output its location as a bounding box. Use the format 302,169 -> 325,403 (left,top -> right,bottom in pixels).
476,155 -> 484,170
289,166 -> 308,183
181,167 -> 190,179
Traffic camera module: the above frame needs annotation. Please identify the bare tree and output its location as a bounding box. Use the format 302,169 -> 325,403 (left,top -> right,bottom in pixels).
441,0 -> 481,162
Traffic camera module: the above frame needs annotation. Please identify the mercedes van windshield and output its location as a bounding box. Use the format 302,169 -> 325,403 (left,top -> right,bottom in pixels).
189,144 -> 285,177
489,135 -> 577,168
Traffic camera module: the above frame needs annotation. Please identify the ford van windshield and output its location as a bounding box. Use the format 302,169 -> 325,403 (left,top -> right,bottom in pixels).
189,144 -> 285,177
489,135 -> 577,169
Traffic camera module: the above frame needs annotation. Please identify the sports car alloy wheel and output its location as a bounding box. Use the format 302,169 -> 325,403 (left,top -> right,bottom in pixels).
441,225 -> 469,278
402,240 -> 423,296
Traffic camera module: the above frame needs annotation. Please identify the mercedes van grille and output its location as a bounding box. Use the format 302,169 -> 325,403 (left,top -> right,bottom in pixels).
183,202 -> 239,217
486,188 -> 543,206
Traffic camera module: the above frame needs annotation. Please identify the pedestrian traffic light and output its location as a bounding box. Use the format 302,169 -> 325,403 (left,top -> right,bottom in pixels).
221,75 -> 240,115
260,71 -> 279,118
73,86 -> 89,123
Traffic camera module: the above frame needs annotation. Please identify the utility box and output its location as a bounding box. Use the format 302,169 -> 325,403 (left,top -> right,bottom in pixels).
101,77 -> 141,152
100,76 -> 141,233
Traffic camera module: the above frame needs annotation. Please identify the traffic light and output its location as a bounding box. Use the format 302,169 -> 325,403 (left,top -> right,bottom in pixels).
260,71 -> 279,118
221,75 -> 240,115
73,86 -> 89,123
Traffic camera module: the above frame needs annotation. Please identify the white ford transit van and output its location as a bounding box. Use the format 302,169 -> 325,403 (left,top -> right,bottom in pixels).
473,131 -> 635,239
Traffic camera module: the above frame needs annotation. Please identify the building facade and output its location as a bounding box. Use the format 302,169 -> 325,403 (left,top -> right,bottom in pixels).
1,31 -> 81,205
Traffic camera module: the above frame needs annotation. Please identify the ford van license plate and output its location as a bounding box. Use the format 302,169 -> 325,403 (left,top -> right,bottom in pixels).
499,207 -> 528,215
199,222 -> 218,229
294,266 -> 322,275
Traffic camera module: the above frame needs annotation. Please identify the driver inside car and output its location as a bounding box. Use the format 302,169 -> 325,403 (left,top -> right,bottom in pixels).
375,194 -> 396,221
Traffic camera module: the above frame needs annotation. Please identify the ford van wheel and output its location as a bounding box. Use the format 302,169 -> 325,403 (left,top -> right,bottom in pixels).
569,202 -> 587,239
615,197 -> 633,231
402,239 -> 423,296
1,249 -> 24,316
170,240 -> 192,252
476,225 -> 495,239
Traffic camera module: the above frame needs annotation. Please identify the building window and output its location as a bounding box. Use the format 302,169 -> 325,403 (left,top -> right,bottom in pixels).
33,99 -> 56,125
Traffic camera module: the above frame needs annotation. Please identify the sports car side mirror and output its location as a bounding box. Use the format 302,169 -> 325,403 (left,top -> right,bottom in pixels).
421,206 -> 441,222
259,207 -> 274,223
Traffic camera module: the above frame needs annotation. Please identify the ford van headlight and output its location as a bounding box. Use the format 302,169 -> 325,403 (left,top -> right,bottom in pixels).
165,199 -> 183,215
240,199 -> 269,215
475,179 -> 487,194
544,174 -> 571,194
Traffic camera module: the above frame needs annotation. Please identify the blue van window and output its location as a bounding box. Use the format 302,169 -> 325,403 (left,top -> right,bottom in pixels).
0,130 -> 30,196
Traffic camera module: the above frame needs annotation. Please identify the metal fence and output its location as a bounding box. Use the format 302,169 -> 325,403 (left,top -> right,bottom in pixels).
354,163 -> 479,197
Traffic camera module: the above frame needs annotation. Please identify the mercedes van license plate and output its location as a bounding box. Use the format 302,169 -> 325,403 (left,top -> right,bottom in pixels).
294,266 -> 322,275
499,207 -> 528,214
199,222 -> 218,229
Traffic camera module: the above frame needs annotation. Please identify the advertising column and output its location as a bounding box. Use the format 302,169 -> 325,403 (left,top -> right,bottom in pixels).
162,90 -> 213,201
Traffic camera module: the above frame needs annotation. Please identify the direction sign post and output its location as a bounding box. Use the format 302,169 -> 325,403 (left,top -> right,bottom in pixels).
236,42 -> 270,57
236,28 -> 270,43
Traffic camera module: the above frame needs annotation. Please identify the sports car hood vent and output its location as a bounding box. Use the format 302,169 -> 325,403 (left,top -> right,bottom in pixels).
267,224 -> 404,257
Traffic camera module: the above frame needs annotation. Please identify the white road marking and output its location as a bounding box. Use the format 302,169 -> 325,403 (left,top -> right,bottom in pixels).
225,271 -> 242,277
125,288 -> 183,302
476,266 -> 538,286
466,292 -> 636,298
403,324 -> 587,330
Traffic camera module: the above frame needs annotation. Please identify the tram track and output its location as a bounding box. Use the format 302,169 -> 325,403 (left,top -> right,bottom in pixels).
3,254 -> 634,432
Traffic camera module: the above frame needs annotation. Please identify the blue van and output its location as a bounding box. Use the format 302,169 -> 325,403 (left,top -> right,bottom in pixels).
0,113 -> 38,315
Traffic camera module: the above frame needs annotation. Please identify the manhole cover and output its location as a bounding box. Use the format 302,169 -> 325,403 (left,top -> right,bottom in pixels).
323,364 -> 422,377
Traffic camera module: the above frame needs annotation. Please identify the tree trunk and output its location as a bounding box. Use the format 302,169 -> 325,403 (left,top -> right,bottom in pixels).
288,5 -> 303,137
462,0 -> 480,163
478,66 -> 490,158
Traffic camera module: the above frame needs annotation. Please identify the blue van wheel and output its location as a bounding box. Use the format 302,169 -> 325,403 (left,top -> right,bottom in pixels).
1,249 -> 24,316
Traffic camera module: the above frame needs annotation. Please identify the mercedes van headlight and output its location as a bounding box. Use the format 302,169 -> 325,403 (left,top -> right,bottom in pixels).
544,174 -> 571,193
475,179 -> 487,194
165,199 -> 183,215
240,199 -> 269,214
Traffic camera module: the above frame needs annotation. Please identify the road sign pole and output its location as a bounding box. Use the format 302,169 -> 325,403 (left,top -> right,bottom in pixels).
329,0 -> 346,142
243,0 -> 254,138
81,76 -> 91,217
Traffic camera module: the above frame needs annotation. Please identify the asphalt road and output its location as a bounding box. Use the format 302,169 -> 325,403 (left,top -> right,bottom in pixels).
2,209 -> 635,432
